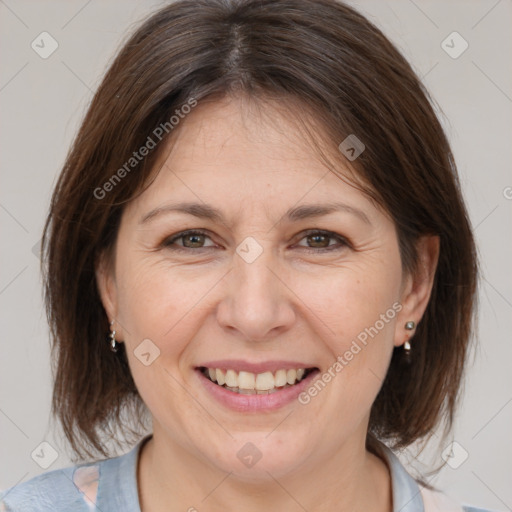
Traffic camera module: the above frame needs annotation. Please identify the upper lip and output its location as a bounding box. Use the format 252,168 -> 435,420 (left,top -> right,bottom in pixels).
197,360 -> 317,374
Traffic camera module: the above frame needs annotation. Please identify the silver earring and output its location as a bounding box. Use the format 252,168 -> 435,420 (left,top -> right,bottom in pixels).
403,320 -> 415,357
109,320 -> 119,353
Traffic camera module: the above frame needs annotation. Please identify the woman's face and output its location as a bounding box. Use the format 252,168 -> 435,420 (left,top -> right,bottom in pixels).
97,95 -> 436,480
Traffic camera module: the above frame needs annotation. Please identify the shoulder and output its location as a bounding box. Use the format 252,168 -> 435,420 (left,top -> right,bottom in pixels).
375,442 -> 497,512
0,435 -> 149,512
0,460 -> 103,512
421,483 -> 497,512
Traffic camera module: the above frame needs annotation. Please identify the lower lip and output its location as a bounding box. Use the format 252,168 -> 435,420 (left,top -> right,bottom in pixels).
195,368 -> 319,412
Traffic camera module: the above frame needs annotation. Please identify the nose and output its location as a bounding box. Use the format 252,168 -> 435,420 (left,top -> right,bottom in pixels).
216,240 -> 296,342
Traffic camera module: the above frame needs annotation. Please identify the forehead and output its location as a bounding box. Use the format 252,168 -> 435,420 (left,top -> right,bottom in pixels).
124,95 -> 378,226
165,95 -> 335,173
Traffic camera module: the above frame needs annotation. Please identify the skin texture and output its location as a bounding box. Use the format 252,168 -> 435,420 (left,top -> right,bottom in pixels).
96,95 -> 439,512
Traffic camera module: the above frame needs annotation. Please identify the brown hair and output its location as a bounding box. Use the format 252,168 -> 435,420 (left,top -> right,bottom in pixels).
41,0 -> 478,460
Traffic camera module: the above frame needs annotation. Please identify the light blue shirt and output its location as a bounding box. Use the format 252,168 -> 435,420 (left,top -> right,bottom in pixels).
0,435 -> 493,511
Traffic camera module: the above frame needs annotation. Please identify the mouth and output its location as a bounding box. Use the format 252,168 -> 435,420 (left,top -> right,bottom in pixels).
198,366 -> 318,395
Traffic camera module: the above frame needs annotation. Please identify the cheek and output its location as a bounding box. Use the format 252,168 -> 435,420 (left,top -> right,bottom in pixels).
114,260 -> 211,432
297,257 -> 402,414
116,257 -> 205,343
299,258 -> 402,352
114,257 -> 228,397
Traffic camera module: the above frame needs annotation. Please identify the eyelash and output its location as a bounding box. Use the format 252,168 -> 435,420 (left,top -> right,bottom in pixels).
161,229 -> 350,253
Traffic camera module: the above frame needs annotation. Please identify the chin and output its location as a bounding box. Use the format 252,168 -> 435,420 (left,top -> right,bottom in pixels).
198,430 -> 314,483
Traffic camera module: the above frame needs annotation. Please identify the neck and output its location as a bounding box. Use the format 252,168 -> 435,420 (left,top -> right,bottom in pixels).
137,428 -> 392,512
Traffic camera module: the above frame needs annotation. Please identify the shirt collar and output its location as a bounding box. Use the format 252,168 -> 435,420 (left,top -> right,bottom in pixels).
377,442 -> 425,512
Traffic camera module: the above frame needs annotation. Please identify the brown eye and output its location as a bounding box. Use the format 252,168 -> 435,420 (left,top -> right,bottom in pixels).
162,229 -> 349,253
296,230 -> 349,252
163,230 -> 215,250
181,233 -> 206,248
306,233 -> 330,248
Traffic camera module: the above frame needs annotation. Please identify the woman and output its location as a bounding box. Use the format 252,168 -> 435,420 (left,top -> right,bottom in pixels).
0,0 -> 490,510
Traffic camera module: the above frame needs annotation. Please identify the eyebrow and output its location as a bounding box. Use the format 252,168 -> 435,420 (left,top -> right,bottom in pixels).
139,201 -> 371,226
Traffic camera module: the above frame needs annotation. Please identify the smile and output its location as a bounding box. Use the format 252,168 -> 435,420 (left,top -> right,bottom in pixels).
200,367 -> 316,394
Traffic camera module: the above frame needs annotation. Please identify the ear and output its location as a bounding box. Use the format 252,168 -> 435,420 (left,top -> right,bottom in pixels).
95,250 -> 124,340
394,235 -> 440,347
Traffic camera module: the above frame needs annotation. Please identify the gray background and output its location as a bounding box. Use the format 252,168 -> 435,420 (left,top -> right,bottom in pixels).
0,0 -> 511,510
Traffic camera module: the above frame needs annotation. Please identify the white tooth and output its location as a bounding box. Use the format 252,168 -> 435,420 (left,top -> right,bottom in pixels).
255,371 -> 275,390
208,368 -> 216,381
225,369 -> 238,387
256,389 -> 269,394
238,371 -> 255,390
274,369 -> 287,387
216,368 -> 226,386
296,368 -> 305,380
286,369 -> 297,385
